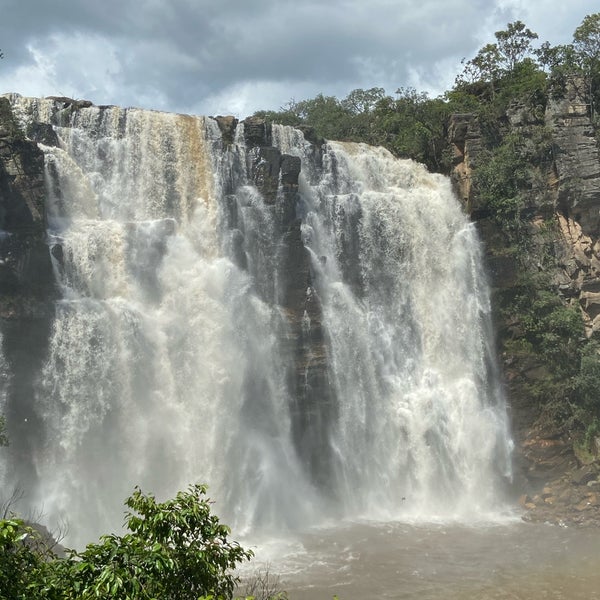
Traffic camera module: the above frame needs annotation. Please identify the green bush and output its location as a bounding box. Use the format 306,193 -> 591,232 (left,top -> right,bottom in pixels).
0,485 -> 252,600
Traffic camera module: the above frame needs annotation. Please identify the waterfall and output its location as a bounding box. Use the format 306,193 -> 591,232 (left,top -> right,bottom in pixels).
1,96 -> 513,546
274,127 -> 513,519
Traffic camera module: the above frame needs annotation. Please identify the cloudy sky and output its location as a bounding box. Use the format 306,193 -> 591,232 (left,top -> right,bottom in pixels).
0,0 -> 598,118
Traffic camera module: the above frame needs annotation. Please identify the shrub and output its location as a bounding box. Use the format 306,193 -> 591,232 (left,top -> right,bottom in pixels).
0,485 -> 253,600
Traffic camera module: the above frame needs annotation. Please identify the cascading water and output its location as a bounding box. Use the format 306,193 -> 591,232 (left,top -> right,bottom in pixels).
1,95 -> 512,547
274,127 -> 513,519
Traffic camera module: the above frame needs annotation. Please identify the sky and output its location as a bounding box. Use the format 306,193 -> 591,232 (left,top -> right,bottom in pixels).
0,0 -> 598,118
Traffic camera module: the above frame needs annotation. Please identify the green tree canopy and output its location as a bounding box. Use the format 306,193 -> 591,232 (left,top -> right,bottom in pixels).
573,13 -> 600,68
494,20 -> 539,72
0,484 -> 252,599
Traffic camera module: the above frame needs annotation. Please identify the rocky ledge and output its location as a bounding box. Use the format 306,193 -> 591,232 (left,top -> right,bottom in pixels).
519,462 -> 600,527
510,414 -> 600,527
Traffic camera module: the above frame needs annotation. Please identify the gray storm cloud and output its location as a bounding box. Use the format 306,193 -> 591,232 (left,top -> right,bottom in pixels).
0,0 -> 597,116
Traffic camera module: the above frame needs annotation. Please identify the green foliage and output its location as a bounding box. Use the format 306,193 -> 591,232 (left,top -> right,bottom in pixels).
505,275 -> 585,378
255,87 -> 453,171
0,519 -> 37,599
494,21 -> 539,73
456,43 -> 503,90
0,415 -> 7,447
283,94 -> 354,140
584,417 -> 600,447
574,341 -> 600,412
524,292 -> 584,378
473,133 -> 531,224
573,13 -> 600,68
0,485 -> 252,600
573,13 -> 600,118
341,87 -> 386,114
455,21 -> 539,99
370,88 -> 451,170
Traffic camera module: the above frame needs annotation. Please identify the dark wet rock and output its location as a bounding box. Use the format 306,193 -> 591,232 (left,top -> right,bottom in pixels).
45,96 -> 93,110
214,115 -> 238,145
242,116 -> 272,147
571,466 -> 598,486
281,154 -> 301,185
27,122 -> 59,147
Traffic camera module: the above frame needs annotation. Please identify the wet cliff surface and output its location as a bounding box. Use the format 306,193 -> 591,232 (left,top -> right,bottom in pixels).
0,97 -> 56,478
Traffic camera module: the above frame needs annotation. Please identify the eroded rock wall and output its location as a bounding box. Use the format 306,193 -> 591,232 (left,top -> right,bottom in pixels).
239,117 -> 334,484
449,78 -> 600,521
0,97 -> 56,478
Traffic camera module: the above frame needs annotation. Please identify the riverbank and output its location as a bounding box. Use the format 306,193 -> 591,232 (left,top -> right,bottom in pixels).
513,422 -> 600,527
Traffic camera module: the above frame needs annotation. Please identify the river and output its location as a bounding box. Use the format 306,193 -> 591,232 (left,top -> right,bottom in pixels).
243,519 -> 600,600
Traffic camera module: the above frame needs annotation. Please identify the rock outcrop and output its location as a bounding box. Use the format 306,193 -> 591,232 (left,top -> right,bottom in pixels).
239,118 -> 334,483
448,113 -> 483,214
546,77 -> 600,234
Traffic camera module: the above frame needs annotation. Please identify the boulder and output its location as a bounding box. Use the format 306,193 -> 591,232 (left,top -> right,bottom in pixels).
571,466 -> 597,486
214,115 -> 238,145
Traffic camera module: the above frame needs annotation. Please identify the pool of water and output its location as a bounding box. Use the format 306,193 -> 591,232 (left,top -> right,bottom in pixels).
242,520 -> 600,599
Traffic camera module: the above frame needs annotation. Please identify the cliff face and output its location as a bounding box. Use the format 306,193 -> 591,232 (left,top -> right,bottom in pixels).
217,115 -> 334,483
0,97 -> 54,313
450,79 -> 600,334
450,78 -> 600,524
2,91 -> 597,525
0,97 -> 56,474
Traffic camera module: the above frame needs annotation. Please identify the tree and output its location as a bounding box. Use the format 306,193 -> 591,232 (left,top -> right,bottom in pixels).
0,484 -> 253,599
573,13 -> 600,65
456,21 -> 539,97
494,20 -> 539,73
455,43 -> 503,97
341,87 -> 386,114
535,42 -> 574,73
0,519 -> 50,600
573,13 -> 600,118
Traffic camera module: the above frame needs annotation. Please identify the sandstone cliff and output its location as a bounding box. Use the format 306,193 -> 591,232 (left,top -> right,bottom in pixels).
449,77 -> 600,525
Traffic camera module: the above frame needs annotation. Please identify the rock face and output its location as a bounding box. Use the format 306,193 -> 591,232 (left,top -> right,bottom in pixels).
228,117 -> 334,482
449,76 -> 600,523
448,113 -> 483,214
546,77 -> 600,234
0,97 -> 56,478
0,97 -> 53,304
450,78 -> 600,333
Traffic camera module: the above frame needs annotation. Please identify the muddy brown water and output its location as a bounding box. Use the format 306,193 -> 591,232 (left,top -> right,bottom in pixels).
243,519 -> 600,599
